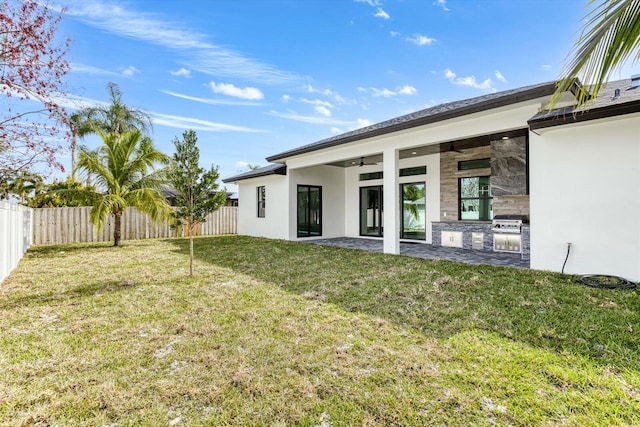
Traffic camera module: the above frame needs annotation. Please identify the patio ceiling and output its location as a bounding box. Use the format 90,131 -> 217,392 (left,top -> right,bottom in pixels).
326,128 -> 528,168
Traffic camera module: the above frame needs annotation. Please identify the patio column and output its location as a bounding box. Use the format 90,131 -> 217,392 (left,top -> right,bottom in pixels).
383,147 -> 400,254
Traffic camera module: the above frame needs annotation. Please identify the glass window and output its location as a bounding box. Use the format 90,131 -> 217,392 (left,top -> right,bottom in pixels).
257,186 -> 265,218
401,182 -> 426,240
459,176 -> 492,220
359,171 -> 383,181
399,166 -> 427,177
458,158 -> 490,171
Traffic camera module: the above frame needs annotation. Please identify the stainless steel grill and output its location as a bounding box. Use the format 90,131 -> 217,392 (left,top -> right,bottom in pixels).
492,215 -> 526,253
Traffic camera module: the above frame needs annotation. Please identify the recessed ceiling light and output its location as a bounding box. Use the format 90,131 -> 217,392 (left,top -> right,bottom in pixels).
351,161 -> 356,164
502,136 -> 509,140
411,151 -> 417,155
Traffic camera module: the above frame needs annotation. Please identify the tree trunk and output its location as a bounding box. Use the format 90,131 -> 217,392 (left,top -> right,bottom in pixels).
189,232 -> 194,276
114,211 -> 122,247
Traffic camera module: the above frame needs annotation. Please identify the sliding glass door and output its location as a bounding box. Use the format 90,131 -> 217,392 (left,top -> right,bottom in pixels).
401,182 -> 426,240
360,186 -> 383,237
297,185 -> 322,237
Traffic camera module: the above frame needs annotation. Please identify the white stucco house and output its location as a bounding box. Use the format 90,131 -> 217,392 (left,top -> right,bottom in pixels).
224,78 -> 640,282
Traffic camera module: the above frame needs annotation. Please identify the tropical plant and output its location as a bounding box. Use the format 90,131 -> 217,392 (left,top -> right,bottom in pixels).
74,129 -> 170,246
551,0 -> 640,109
69,82 -> 152,178
168,130 -> 226,275
0,171 -> 43,202
27,178 -> 95,208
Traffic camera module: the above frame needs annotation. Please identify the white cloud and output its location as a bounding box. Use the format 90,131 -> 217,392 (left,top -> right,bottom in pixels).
207,81 -> 264,100
397,85 -> 417,95
121,65 -> 140,77
390,30 -> 400,37
62,0 -> 299,85
406,34 -> 436,46
303,84 -> 349,105
268,110 -> 354,125
358,85 -> 417,97
374,8 -> 390,19
330,127 -> 343,134
444,68 -> 496,92
356,118 -> 373,128
236,161 -> 249,168
494,70 -> 507,83
170,67 -> 191,77
540,64 -> 552,71
434,0 -> 449,11
151,111 -> 265,132
281,94 -> 291,102
301,98 -> 334,108
354,0 -> 382,6
314,106 -> 332,117
161,90 -> 263,106
70,63 -> 119,76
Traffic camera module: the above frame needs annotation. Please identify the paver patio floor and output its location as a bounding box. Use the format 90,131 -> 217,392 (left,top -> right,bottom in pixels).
308,237 -> 529,269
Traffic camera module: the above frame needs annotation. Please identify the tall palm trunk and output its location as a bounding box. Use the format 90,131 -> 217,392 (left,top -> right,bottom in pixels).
114,211 -> 122,247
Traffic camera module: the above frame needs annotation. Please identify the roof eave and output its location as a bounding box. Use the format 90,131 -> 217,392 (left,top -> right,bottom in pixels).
222,165 -> 287,184
266,83 -> 556,162
528,100 -> 640,131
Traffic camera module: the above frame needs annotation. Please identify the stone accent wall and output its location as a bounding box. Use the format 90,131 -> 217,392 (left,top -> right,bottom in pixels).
491,136 -> 527,196
440,145 -> 491,221
432,221 -> 530,261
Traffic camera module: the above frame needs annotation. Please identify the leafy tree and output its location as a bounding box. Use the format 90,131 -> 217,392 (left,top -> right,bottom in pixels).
74,129 -> 170,246
168,130 -> 226,276
0,171 -> 43,202
70,82 -> 152,178
0,0 -> 70,181
552,0 -> 640,108
27,178 -> 95,208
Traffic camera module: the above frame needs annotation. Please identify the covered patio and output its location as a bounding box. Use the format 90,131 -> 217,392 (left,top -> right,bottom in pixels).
308,237 -> 529,269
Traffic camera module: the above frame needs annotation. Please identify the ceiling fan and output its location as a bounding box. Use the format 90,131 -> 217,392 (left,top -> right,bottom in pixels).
358,156 -> 378,167
447,143 -> 464,154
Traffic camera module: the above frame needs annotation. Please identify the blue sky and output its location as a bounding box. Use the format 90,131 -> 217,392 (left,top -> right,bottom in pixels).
50,0 -> 635,189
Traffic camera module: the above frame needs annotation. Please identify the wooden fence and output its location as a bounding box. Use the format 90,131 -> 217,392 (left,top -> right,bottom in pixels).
32,206 -> 238,245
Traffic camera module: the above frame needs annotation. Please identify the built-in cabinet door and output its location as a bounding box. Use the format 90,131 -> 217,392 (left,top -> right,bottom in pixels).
441,231 -> 463,248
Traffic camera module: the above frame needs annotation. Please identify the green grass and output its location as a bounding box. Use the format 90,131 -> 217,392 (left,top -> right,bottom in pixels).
1,235 -> 639,426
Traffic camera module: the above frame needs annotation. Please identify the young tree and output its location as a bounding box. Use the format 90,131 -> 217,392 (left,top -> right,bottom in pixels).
551,0 -> 640,108
74,129 -> 171,246
168,130 -> 226,276
0,0 -> 70,182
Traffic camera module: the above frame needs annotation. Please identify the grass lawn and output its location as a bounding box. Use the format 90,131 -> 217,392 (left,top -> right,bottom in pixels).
1,235 -> 639,426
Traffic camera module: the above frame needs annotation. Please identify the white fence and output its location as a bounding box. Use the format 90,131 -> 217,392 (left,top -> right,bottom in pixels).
0,201 -> 33,284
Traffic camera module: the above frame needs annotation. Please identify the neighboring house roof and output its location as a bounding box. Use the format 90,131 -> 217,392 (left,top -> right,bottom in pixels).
222,163 -> 287,183
266,81 -> 557,162
529,78 -> 640,130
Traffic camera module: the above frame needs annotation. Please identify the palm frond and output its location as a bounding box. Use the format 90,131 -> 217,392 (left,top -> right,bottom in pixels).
550,0 -> 640,109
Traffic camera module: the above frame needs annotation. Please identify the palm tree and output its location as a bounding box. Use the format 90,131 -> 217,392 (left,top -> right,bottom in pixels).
75,129 -> 170,246
551,0 -> 640,109
70,82 -> 153,179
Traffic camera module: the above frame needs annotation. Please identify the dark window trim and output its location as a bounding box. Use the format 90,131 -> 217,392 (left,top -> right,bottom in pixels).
359,185 -> 384,238
297,184 -> 322,238
359,171 -> 384,181
257,186 -> 265,218
400,181 -> 426,240
399,166 -> 427,177
458,176 -> 493,221
458,158 -> 490,171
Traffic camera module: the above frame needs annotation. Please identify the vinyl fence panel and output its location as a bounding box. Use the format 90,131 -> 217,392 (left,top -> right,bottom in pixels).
0,201 -> 33,284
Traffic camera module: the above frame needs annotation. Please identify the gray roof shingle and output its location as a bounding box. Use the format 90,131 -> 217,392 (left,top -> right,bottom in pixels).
266,81 -> 557,162
222,163 -> 286,183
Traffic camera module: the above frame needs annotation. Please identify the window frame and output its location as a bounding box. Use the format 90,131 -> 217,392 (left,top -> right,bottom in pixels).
257,186 -> 266,218
458,176 -> 493,221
